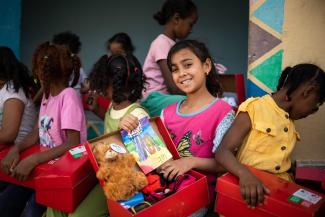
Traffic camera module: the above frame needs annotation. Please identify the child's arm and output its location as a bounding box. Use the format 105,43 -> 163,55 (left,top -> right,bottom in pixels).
0,99 -> 25,144
1,126 -> 39,175
158,60 -> 184,95
215,112 -> 269,207
160,157 -> 224,180
11,129 -> 80,181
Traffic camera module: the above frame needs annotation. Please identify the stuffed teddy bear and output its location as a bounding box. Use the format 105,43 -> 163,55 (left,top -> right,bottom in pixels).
93,142 -> 148,201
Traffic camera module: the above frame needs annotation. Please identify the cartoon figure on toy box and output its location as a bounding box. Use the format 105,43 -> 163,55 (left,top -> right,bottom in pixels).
121,117 -> 172,174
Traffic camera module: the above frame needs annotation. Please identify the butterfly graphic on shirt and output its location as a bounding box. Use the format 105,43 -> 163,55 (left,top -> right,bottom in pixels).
177,131 -> 193,157
193,130 -> 204,146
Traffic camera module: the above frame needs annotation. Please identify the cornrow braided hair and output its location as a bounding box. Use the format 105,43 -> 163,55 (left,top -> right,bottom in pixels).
32,42 -> 81,99
277,64 -> 325,102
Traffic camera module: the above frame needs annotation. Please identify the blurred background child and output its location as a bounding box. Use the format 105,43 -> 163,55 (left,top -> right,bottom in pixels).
0,42 -> 86,217
141,0 -> 198,117
0,46 -> 36,145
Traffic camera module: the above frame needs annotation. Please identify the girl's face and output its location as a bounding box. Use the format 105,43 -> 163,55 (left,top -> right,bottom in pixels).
174,12 -> 198,39
289,85 -> 322,120
171,48 -> 211,95
109,42 -> 124,55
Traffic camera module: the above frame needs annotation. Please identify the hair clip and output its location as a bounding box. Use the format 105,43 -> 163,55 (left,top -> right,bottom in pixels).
71,53 -> 75,57
43,55 -> 49,59
134,67 -> 139,73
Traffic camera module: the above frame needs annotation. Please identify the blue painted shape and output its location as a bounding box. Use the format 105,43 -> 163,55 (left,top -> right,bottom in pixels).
253,0 -> 284,33
247,79 -> 267,97
0,0 -> 21,58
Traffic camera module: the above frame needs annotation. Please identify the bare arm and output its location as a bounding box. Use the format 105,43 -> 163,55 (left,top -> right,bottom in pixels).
215,112 -> 269,207
0,99 -> 24,144
158,60 -> 184,95
12,129 -> 80,181
215,112 -> 252,177
1,126 -> 39,174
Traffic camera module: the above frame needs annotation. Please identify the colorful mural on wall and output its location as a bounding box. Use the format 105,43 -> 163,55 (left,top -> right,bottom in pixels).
247,0 -> 285,97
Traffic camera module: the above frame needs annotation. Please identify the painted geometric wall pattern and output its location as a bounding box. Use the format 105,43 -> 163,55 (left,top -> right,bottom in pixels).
248,21 -> 282,64
248,0 -> 285,95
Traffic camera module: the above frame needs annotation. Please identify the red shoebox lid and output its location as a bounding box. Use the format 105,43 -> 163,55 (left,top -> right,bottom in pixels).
34,145 -> 97,212
85,117 -> 210,217
35,147 -> 94,189
295,160 -> 325,183
215,166 -> 325,217
0,145 -> 53,188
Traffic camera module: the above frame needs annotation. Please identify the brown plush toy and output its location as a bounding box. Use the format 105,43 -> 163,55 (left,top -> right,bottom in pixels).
93,142 -> 148,201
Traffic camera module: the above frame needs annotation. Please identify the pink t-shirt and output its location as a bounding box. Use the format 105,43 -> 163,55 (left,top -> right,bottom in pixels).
142,34 -> 175,98
162,98 -> 235,200
39,88 -> 87,148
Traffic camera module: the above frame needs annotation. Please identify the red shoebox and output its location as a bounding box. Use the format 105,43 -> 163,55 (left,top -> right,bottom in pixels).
295,160 -> 325,190
35,147 -> 97,212
85,117 -> 210,217
0,145 -> 52,188
215,166 -> 325,217
0,144 -> 97,213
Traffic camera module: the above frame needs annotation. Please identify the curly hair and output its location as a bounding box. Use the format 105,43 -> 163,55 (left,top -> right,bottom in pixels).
0,46 -> 35,98
89,54 -> 146,104
167,40 -> 223,97
52,31 -> 81,54
32,42 -> 81,99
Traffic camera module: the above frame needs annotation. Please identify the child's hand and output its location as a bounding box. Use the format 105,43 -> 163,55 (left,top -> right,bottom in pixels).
160,157 -> 193,181
1,146 -> 20,175
119,114 -> 140,132
239,170 -> 270,208
12,155 -> 38,181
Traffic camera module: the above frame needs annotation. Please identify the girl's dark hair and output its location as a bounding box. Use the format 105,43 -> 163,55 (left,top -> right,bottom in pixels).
0,46 -> 35,98
89,54 -> 146,104
277,64 -> 325,102
154,0 -> 197,25
107,32 -> 135,54
32,42 -> 81,99
52,31 -> 81,54
167,40 -> 222,97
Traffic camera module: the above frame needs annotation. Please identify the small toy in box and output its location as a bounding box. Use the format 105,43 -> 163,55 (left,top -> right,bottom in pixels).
92,141 -> 148,201
120,116 -> 173,174
85,117 -> 210,217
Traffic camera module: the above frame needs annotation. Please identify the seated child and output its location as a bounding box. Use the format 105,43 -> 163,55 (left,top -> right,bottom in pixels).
215,64 -> 325,207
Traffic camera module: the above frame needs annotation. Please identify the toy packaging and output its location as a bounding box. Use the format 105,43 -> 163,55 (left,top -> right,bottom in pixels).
120,116 -> 173,174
